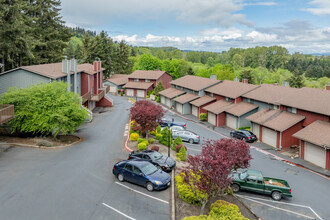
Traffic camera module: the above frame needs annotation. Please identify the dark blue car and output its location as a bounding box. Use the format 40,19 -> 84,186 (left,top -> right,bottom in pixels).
159,118 -> 186,129
113,159 -> 171,191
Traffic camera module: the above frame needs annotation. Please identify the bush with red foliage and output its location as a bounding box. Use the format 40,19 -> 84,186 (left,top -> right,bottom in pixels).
176,144 -> 187,153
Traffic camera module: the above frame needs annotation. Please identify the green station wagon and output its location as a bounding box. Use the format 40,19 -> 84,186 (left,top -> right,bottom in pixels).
230,170 -> 292,201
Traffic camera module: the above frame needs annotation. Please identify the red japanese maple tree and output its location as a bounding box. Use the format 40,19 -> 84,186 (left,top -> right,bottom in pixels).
182,138 -> 252,215
130,100 -> 165,138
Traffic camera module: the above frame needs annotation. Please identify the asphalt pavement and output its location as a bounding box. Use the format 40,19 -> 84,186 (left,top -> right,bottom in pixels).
0,94 -> 170,220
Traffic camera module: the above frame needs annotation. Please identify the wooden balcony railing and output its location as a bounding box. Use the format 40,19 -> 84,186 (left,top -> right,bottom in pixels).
81,91 -> 91,104
91,89 -> 105,102
0,104 -> 14,124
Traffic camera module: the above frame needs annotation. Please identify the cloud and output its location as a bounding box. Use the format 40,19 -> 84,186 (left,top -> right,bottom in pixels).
111,22 -> 330,53
305,0 -> 330,15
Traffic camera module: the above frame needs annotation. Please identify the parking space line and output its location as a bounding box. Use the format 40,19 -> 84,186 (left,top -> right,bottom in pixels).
115,181 -> 169,204
238,196 -> 316,219
102,203 -> 136,220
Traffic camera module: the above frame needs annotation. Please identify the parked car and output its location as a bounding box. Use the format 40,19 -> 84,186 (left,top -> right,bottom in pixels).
172,130 -> 200,144
230,170 -> 292,201
159,118 -> 186,129
161,125 -> 185,132
113,159 -> 171,191
128,150 -> 176,172
230,129 -> 257,143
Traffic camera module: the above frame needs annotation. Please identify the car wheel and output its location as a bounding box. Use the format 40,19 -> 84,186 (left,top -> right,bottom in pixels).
117,173 -> 124,182
146,182 -> 154,192
230,132 -> 234,137
271,191 -> 282,201
231,184 -> 240,193
189,138 -> 194,144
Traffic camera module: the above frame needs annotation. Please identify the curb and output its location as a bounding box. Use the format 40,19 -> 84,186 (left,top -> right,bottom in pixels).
124,118 -> 133,152
171,169 -> 175,220
0,136 -> 83,150
233,194 -> 261,220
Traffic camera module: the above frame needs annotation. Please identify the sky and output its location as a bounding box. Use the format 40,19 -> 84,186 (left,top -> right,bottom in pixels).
61,0 -> 330,54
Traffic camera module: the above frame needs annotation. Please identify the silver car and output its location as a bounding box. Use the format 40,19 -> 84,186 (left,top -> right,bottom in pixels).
161,125 -> 185,132
172,130 -> 200,144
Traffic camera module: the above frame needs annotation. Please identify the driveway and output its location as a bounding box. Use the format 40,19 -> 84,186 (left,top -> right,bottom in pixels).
0,95 -> 170,220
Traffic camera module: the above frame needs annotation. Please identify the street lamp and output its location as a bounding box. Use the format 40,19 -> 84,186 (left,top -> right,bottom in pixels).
168,127 -> 172,157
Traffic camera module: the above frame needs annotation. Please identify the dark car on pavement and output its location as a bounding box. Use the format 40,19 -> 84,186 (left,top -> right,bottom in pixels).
172,130 -> 200,144
128,150 -> 176,172
159,118 -> 186,129
230,129 -> 257,143
113,159 -> 171,191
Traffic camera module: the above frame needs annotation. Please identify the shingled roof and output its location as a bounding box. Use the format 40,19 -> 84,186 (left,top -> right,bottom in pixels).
158,87 -> 185,99
205,80 -> 259,99
123,81 -> 153,90
171,75 -> 220,92
106,74 -> 129,86
293,120 -> 330,148
246,109 -> 305,132
173,93 -> 199,104
202,100 -> 233,115
189,96 -> 216,107
129,70 -> 170,80
225,102 -> 258,117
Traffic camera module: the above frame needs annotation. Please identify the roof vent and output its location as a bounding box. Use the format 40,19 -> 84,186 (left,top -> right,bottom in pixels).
283,80 -> 289,87
234,76 -> 239,82
210,74 -> 217,80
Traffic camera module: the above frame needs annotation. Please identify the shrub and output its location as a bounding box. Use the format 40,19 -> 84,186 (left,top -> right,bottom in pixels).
150,138 -> 155,144
138,142 -> 147,150
182,216 -> 207,220
160,127 -> 172,146
199,113 -> 207,121
175,173 -> 205,206
156,96 -> 160,103
208,200 -> 248,219
117,89 -> 120,93
130,133 -> 139,141
130,121 -> 141,135
238,127 -> 250,131
177,144 -> 187,161
176,144 -> 187,153
156,125 -> 161,134
37,140 -> 53,147
142,140 -> 149,146
173,136 -> 183,149
121,91 -> 124,96
150,130 -> 156,136
156,134 -> 162,140
151,145 -> 159,151
137,138 -> 147,144
146,95 -> 150,98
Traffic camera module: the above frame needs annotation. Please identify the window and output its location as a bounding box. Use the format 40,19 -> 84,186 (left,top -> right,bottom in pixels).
142,155 -> 150,160
134,78 -> 139,82
133,166 -> 141,174
226,97 -> 231,102
210,93 -> 213,97
287,107 -> 297,114
125,164 -> 133,171
145,79 -> 150,82
273,104 -> 279,110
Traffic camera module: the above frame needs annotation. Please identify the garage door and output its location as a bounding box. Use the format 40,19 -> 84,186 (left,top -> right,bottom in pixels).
305,142 -> 326,168
192,106 -> 198,117
166,98 -> 171,107
161,96 -> 166,104
253,123 -> 260,139
126,89 -> 134,96
226,114 -> 237,129
262,127 -> 277,147
110,85 -> 117,93
137,90 -> 145,97
176,103 -> 183,114
208,112 -> 216,126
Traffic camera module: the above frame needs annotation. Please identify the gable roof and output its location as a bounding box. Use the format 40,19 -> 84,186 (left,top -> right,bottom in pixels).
173,93 -> 199,104
123,81 -> 153,90
106,74 -> 129,86
243,84 -> 296,105
277,87 -> 330,116
189,96 -> 216,107
293,120 -> 330,148
171,75 -> 220,92
202,100 -> 233,115
0,63 -> 101,79
158,87 -> 185,99
246,109 -> 305,132
129,70 -> 170,80
225,102 -> 258,117
205,80 -> 259,99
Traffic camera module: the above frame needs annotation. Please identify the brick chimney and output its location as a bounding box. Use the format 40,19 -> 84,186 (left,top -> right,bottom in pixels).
93,58 -> 100,71
242,79 -> 248,84
326,82 -> 330,91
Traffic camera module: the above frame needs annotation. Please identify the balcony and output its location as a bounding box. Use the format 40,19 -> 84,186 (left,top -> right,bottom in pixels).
91,89 -> 105,102
81,91 -> 91,104
0,105 -> 14,124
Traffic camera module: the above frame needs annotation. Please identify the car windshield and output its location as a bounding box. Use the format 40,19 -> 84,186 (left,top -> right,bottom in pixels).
242,130 -> 253,135
240,171 -> 248,180
151,152 -> 163,160
140,163 -> 158,175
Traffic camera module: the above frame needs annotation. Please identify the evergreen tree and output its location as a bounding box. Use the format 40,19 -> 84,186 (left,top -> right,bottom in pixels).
114,40 -> 133,75
288,69 -> 305,88
154,82 -> 165,96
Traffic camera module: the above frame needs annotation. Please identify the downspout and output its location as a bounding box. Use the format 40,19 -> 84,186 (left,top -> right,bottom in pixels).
73,57 -> 77,94
279,131 -> 282,150
67,57 -> 71,92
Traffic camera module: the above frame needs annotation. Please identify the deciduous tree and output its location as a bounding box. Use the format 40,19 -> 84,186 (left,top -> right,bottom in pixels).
130,100 -> 165,138
182,138 -> 252,215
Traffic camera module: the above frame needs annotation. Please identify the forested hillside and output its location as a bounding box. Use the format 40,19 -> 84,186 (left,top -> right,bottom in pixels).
1,1 -> 329,88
